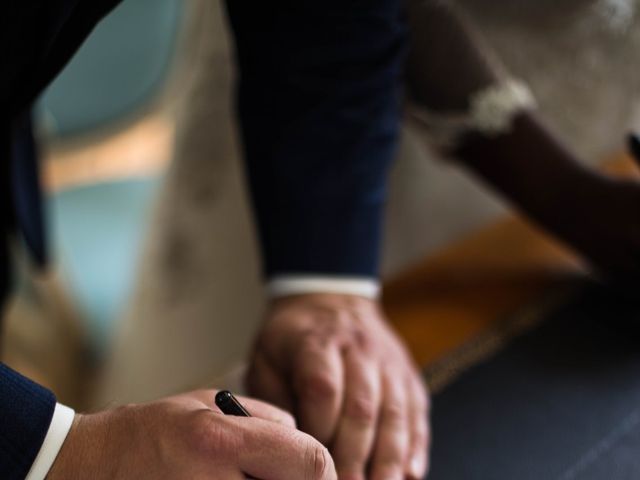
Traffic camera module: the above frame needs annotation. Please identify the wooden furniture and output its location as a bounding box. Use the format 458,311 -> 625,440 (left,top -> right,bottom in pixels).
384,153 -> 636,368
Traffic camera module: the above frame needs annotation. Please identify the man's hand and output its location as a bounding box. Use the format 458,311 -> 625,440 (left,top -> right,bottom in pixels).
247,294 -> 430,480
47,390 -> 336,480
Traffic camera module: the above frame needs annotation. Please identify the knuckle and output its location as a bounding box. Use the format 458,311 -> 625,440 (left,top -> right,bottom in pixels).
280,410 -> 297,428
351,327 -> 372,350
378,446 -> 405,465
372,463 -> 404,480
345,394 -> 378,425
382,401 -> 406,427
306,443 -> 333,480
188,411 -> 237,458
299,334 -> 331,356
412,420 -> 429,448
375,447 -> 407,475
298,371 -> 340,401
336,469 -> 366,480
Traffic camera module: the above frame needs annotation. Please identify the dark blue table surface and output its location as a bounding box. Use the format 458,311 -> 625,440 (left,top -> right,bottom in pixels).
428,283 -> 640,480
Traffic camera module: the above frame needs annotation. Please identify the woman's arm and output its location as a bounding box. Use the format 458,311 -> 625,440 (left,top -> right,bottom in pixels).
407,0 -> 640,284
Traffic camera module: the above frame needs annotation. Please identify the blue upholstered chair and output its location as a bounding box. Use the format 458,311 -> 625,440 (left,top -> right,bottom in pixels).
41,0 -> 184,353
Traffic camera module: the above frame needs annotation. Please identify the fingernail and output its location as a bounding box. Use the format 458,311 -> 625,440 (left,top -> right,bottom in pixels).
410,455 -> 425,478
409,455 -> 426,479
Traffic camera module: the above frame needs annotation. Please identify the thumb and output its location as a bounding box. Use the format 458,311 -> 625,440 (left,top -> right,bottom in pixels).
233,416 -> 338,480
627,133 -> 640,168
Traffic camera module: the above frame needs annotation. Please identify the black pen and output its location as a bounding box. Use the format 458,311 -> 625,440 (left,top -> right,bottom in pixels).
215,390 -> 251,417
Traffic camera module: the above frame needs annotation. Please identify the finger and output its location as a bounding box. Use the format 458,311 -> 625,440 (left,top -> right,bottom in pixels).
331,347 -> 381,480
405,373 -> 431,480
183,389 -> 225,408
186,390 -> 295,428
201,468 -> 244,480
231,416 -> 337,480
293,335 -> 344,444
234,395 -> 296,429
246,351 -> 295,413
370,369 -> 410,480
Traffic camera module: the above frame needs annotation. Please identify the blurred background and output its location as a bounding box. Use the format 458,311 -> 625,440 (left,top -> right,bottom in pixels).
3,0 -> 640,412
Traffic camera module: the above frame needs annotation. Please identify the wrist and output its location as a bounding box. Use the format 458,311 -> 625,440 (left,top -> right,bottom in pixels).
266,275 -> 380,300
456,112 -> 604,214
47,414 -> 99,479
268,292 -> 379,314
47,408 -> 133,480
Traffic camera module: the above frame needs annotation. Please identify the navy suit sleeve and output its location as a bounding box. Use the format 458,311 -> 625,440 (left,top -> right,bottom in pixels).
0,363 -> 56,480
225,0 -> 407,278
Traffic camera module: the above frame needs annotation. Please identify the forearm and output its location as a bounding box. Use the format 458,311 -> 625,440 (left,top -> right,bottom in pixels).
407,0 -> 501,112
407,0 -> 602,226
225,0 -> 407,279
454,112 -> 605,227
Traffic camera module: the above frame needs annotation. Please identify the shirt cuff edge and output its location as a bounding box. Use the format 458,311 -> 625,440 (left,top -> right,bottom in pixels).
25,403 -> 75,480
266,275 -> 381,300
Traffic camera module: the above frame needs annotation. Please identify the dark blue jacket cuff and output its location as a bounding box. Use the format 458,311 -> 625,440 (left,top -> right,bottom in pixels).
226,0 -> 407,278
0,363 -> 56,480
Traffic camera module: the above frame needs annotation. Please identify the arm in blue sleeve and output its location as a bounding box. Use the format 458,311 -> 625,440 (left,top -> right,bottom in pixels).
0,363 -> 56,480
224,0 -> 407,278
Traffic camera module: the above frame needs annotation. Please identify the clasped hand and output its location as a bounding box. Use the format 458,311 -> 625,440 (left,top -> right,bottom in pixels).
248,294 -> 430,480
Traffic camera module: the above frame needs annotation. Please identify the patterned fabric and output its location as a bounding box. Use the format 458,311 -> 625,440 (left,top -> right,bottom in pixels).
0,364 -> 56,480
225,0 -> 407,278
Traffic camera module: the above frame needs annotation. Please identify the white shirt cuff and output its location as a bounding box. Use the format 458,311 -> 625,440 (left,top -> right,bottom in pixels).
26,403 -> 75,480
266,275 -> 380,300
